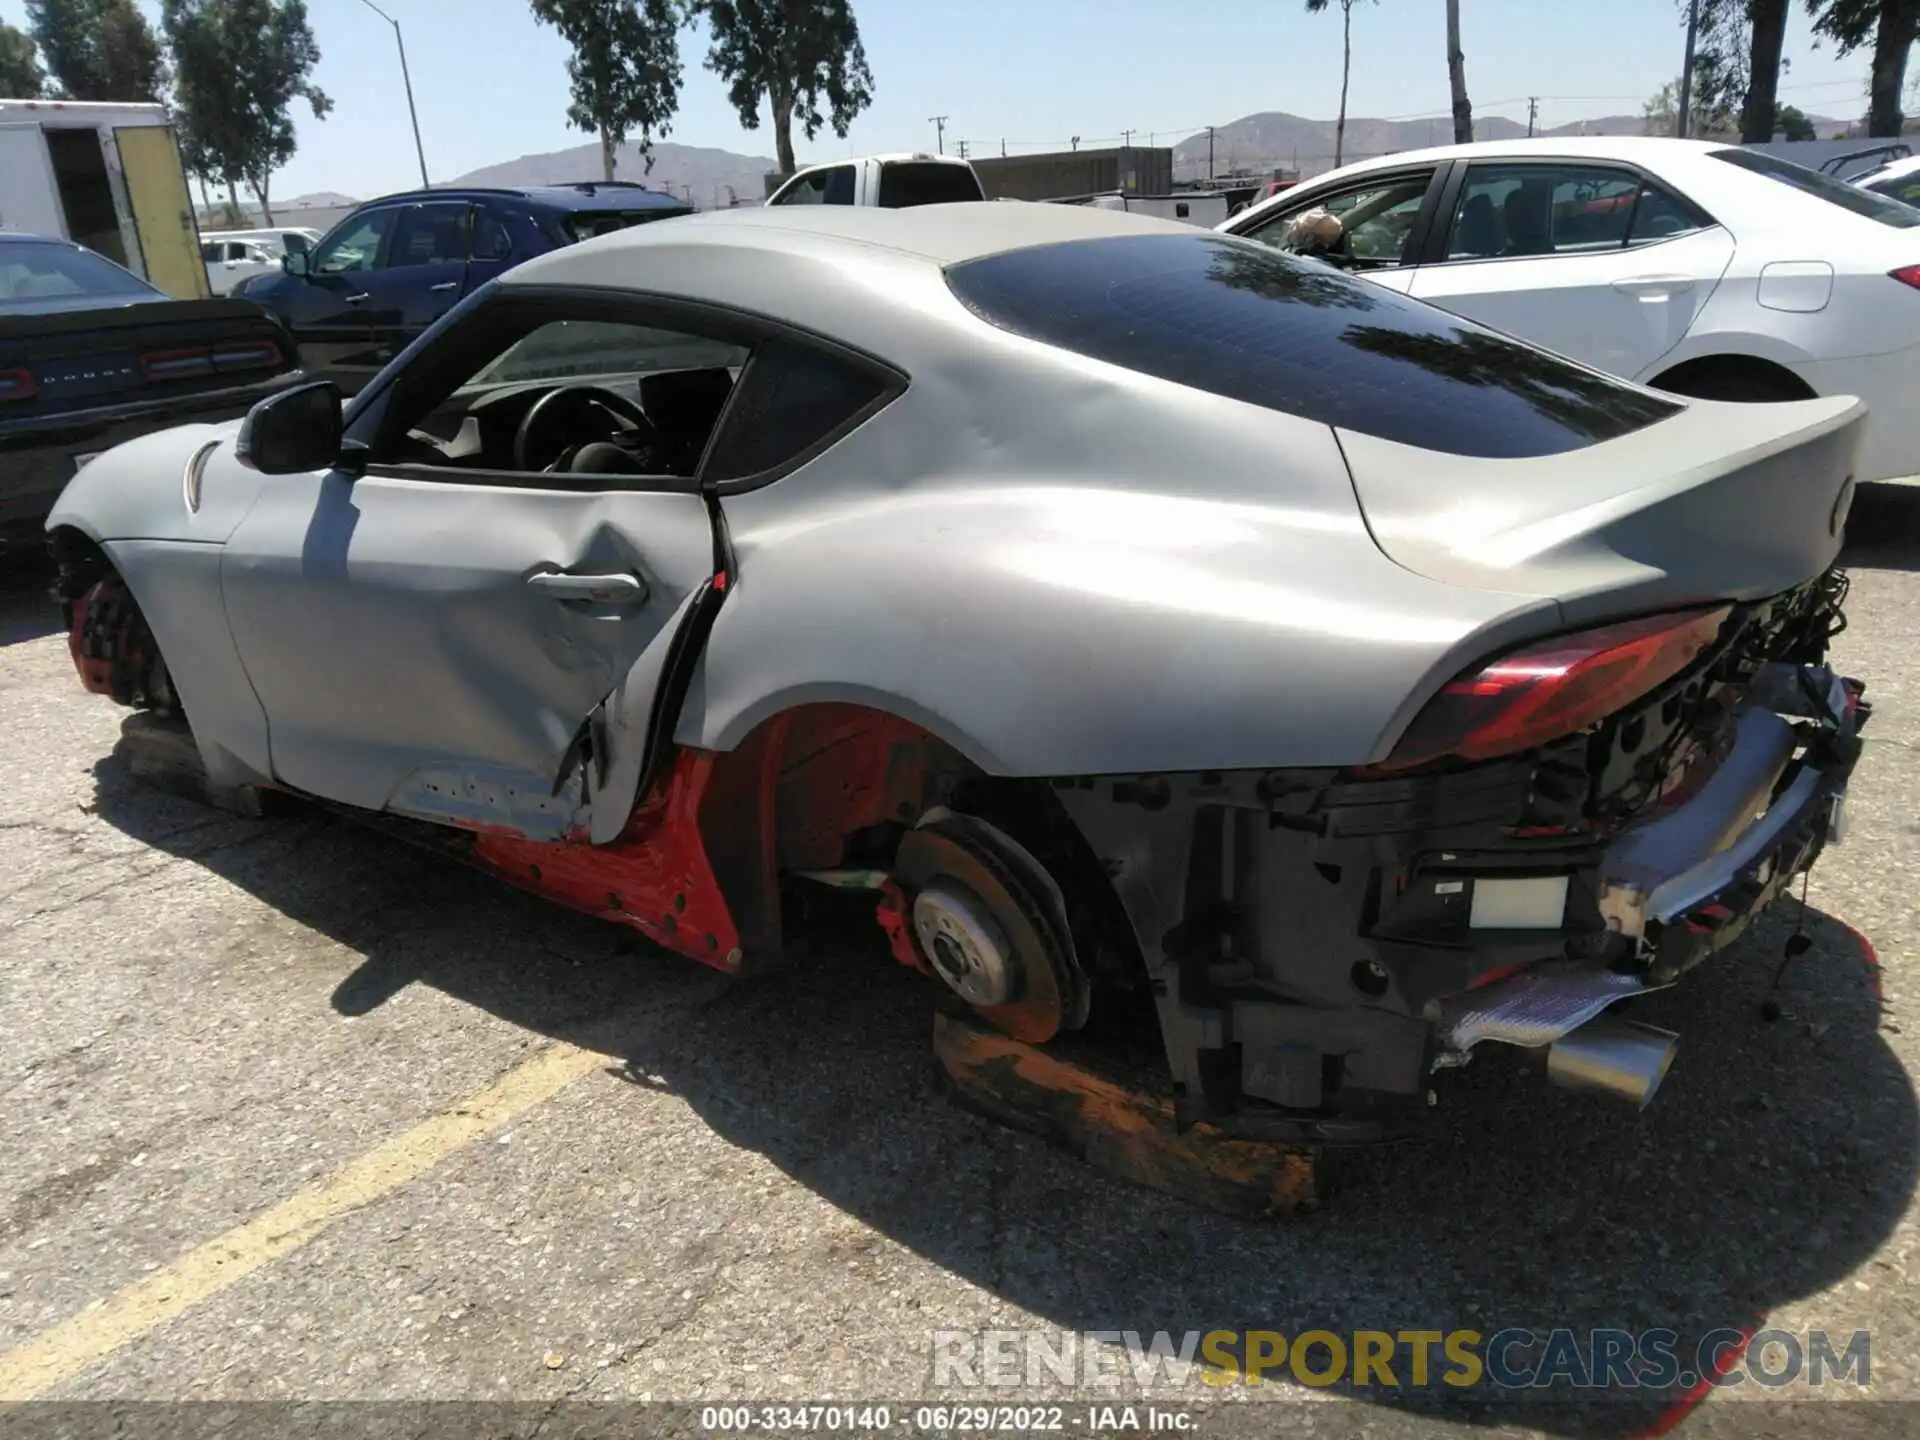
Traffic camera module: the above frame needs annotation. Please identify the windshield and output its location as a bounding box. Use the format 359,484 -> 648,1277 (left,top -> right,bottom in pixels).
946,233 -> 1679,459
1711,148 -> 1920,228
0,239 -> 158,308
876,163 -> 985,207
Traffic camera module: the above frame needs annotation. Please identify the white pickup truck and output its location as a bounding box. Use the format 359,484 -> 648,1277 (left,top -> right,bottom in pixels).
765,152 -> 986,208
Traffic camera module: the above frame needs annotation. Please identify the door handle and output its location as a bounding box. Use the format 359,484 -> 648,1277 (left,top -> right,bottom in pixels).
344,292 -> 369,304
1612,275 -> 1695,299
526,571 -> 649,604
429,281 -> 458,292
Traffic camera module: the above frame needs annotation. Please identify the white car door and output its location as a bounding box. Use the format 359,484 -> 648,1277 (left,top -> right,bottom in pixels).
1410,160 -> 1736,379
1230,166 -> 1445,295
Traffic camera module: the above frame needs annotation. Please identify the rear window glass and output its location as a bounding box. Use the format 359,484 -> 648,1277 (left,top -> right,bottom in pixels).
565,209 -> 690,242
945,234 -> 1678,459
1711,148 -> 1920,227
876,163 -> 985,208
0,240 -> 156,306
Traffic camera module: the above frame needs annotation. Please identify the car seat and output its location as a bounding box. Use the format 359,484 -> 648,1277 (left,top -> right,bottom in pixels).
1502,182 -> 1552,257
1453,192 -> 1502,257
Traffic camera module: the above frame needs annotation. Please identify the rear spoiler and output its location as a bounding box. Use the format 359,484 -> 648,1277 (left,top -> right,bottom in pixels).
0,297 -> 285,342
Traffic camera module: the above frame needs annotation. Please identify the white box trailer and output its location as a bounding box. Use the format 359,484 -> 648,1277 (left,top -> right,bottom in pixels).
0,99 -> 209,299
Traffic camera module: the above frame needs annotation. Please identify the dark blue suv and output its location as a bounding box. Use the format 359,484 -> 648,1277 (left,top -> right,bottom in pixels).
238,182 -> 692,388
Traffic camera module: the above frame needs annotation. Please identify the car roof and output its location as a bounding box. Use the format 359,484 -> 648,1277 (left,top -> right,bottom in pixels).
1301,135 -> 1734,181
354,185 -> 691,215
792,152 -> 972,172
1856,155 -> 1920,185
502,199 -> 1203,278
0,232 -> 76,246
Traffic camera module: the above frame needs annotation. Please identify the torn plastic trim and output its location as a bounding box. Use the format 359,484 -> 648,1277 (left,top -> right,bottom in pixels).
1598,663 -> 1862,951
1429,964 -> 1664,1056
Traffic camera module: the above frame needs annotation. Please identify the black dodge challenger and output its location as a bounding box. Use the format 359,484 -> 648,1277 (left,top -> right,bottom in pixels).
0,233 -> 300,552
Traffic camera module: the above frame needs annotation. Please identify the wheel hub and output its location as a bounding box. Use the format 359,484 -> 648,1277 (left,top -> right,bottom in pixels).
913,882 -> 1015,1006
892,815 -> 1088,1044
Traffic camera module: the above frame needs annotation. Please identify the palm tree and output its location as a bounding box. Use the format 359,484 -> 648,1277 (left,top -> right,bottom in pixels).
1305,0 -> 1372,169
1446,0 -> 1473,143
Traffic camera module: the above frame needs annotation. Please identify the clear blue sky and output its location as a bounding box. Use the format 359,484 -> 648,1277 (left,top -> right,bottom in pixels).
0,0 -> 1885,198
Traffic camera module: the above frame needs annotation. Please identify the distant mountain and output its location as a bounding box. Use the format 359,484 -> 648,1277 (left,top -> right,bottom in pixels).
279,190 -> 360,208
1173,109 -> 1850,179
447,138 -> 778,207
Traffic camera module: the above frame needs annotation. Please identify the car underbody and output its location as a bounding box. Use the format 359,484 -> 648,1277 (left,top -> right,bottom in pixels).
55,531 -> 1867,1182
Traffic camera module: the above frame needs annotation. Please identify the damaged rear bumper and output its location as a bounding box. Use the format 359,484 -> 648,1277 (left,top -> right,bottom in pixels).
1054,651 -> 1867,1143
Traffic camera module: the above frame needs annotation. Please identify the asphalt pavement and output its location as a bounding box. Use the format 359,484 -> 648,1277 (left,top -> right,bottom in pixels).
1,486 -> 1917,1439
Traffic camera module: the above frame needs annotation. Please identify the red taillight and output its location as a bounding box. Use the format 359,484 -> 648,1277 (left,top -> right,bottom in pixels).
1891,265 -> 1920,290
140,341 -> 283,383
0,366 -> 36,403
1375,606 -> 1732,772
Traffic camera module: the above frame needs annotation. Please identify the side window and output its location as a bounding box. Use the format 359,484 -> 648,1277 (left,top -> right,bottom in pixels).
472,207 -> 513,261
821,165 -> 857,205
1883,176 -> 1920,210
370,312 -> 748,482
1445,164 -> 1688,261
702,337 -> 893,485
200,242 -> 221,263
772,170 -> 830,206
1627,181 -> 1715,243
385,202 -> 471,268
1243,172 -> 1433,269
312,210 -> 395,274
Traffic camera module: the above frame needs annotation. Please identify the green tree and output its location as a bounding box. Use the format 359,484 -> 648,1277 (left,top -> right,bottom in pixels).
1776,101 -> 1818,138
0,22 -> 47,96
1812,0 -> 1920,136
27,0 -> 166,101
162,0 -> 331,223
695,0 -> 873,176
531,0 -> 684,181
1306,0 -> 1374,169
1644,75 -> 1740,137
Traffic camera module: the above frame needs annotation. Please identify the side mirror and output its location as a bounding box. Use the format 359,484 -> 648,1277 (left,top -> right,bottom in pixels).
282,248 -> 310,278
235,381 -> 343,475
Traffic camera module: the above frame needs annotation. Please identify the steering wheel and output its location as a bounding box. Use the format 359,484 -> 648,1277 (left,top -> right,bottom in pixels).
513,383 -> 654,472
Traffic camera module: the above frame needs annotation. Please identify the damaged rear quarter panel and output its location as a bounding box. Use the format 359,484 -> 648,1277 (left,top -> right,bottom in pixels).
678,338 -> 1567,777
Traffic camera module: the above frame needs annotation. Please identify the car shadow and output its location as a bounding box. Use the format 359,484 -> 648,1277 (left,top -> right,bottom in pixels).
87,752 -> 1915,1435
1842,481 -> 1920,573
0,552 -> 58,648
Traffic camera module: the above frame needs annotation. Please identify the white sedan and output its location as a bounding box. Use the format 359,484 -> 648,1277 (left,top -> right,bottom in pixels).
1221,136 -> 1920,483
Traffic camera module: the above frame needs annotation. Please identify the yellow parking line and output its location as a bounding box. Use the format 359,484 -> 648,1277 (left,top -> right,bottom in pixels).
0,1041 -> 605,1400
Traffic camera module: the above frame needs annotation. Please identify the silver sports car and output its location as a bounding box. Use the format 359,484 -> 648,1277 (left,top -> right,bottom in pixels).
48,203 -> 1867,1178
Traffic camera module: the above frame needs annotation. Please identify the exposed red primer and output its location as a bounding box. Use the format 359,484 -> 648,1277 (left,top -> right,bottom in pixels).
875,878 -> 925,973
1636,1319 -> 1763,1438
470,750 -> 743,971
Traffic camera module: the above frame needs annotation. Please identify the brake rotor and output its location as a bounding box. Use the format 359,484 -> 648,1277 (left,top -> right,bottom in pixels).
894,817 -> 1083,1044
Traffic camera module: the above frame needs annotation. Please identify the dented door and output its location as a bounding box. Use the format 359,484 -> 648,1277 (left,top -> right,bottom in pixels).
220,472 -> 716,841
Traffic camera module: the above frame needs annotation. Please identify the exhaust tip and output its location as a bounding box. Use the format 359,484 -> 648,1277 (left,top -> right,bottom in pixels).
1547,1016 -> 1679,1109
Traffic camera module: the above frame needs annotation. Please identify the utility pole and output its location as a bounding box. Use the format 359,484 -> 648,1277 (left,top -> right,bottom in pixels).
958,139 -> 969,159
1121,128 -> 1134,149
354,0 -> 428,187
1071,135 -> 1080,152
1001,138 -> 1007,157
1526,97 -> 1538,136
1207,125 -> 1215,180
1676,0 -> 1700,139
929,115 -> 948,154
